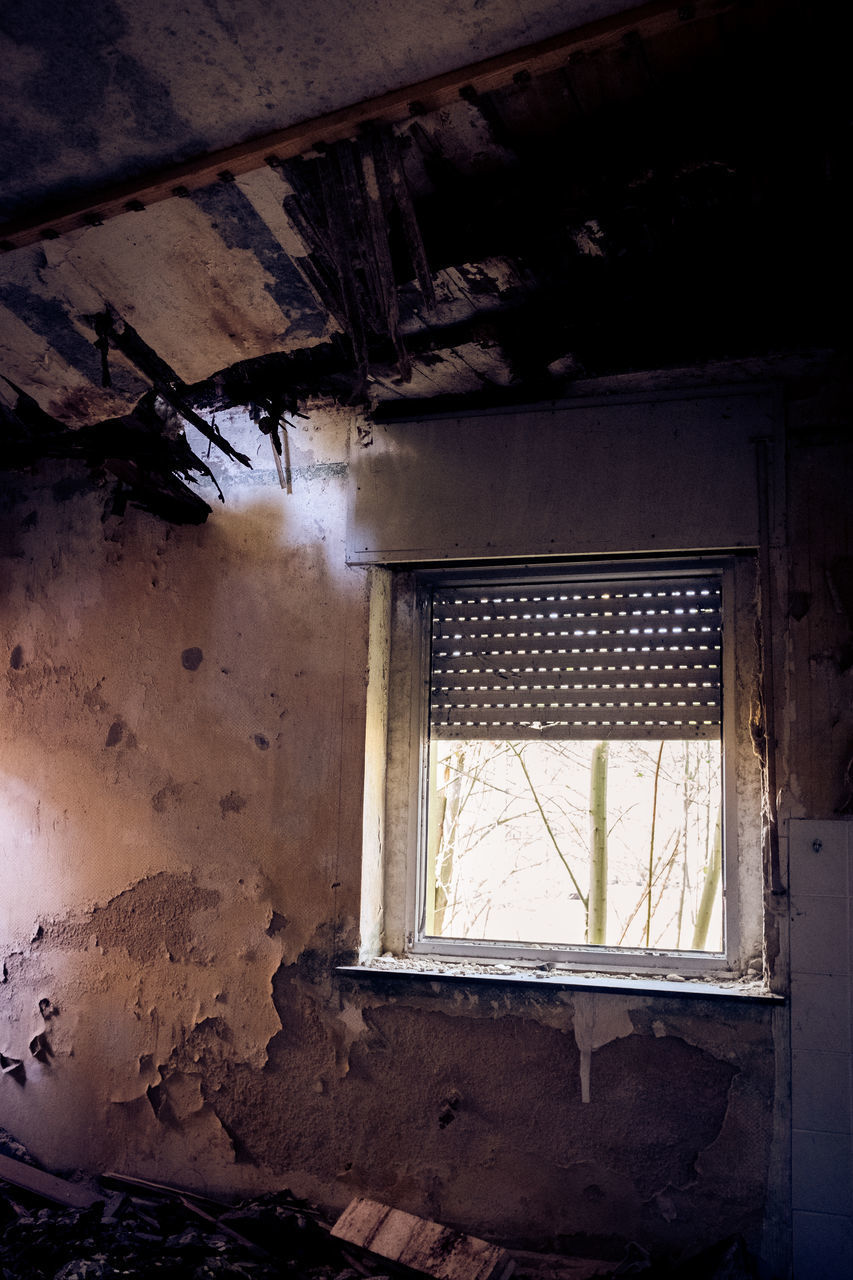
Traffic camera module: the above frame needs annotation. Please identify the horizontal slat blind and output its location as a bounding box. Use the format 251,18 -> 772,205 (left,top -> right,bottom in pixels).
429,575 -> 722,740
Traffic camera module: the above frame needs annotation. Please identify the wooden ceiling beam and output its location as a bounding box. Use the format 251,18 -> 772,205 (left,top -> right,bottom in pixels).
0,0 -> 736,252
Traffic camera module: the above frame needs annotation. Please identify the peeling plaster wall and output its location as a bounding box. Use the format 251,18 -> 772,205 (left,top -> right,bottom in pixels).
2,386 -> 851,1269
1,405 -> 367,1195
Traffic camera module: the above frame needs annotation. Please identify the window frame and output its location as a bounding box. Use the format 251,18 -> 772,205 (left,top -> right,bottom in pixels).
383,554 -> 760,979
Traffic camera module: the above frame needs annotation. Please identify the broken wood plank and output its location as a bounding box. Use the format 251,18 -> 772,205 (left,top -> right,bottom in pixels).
331,1198 -> 515,1280
101,1170 -> 228,1208
0,1152 -> 101,1210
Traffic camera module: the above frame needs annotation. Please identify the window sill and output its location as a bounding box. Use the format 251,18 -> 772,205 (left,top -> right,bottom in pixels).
337,958 -> 783,1001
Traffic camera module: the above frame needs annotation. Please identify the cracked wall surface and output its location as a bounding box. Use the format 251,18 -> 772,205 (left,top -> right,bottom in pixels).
2,391 -> 850,1269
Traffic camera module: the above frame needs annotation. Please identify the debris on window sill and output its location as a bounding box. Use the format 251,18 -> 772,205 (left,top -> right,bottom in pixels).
338,956 -> 782,1001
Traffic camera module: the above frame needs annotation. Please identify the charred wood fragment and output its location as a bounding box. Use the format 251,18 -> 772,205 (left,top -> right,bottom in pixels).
459,84 -> 514,152
360,136 -> 410,379
93,311 -> 113,388
87,308 -> 251,471
372,123 -> 436,311
1,384 -> 214,525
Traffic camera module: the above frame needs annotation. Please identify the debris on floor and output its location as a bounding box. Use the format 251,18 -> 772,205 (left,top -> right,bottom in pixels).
0,1135 -> 757,1280
0,1150 -> 352,1280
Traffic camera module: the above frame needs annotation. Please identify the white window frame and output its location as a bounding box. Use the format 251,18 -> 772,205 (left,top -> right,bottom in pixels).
380,553 -> 763,980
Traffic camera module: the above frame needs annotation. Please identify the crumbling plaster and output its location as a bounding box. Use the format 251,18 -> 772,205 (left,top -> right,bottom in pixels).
1,405 -> 366,1191
3,388 -> 851,1269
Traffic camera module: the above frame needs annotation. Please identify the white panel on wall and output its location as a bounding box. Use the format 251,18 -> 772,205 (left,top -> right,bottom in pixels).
789,819 -> 853,1278
348,389 -> 778,564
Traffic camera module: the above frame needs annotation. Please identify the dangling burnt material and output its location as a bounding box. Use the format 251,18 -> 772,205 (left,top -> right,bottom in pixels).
277,124 -> 435,397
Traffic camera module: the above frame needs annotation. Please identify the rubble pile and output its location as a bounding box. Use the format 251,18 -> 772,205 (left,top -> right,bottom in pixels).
0,1172 -> 368,1280
0,1131 -> 758,1280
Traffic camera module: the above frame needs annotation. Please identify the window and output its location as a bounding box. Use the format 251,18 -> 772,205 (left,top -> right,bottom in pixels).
381,556 -> 761,977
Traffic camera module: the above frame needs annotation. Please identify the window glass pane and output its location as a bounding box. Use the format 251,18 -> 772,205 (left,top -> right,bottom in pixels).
425,737 -> 723,952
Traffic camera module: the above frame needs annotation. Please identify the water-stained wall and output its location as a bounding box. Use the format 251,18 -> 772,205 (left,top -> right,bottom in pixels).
1,384 -> 850,1272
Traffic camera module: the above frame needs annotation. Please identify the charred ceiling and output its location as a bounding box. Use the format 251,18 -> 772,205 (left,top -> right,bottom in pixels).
0,0 -> 846,522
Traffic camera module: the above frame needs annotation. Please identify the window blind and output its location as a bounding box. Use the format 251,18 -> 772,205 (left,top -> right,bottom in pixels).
429,574 -> 722,740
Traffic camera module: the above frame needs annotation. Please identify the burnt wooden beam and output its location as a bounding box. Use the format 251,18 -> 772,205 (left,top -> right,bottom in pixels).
361,137 -> 411,378
281,126 -> 437,385
0,0 -> 736,251
2,386 -> 216,524
91,310 -> 252,473
372,125 -> 436,311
